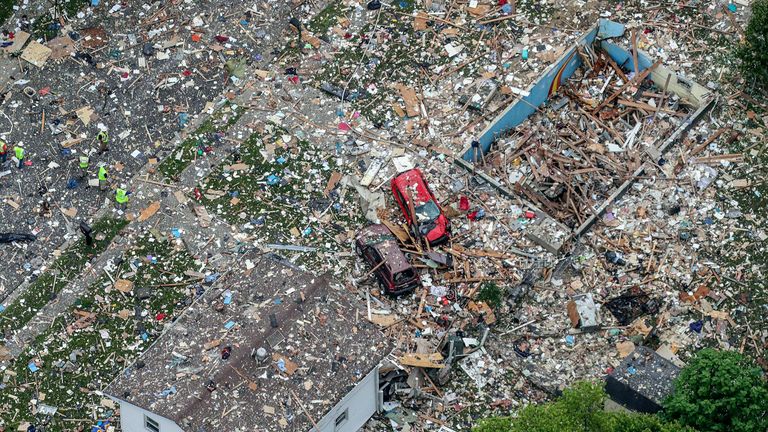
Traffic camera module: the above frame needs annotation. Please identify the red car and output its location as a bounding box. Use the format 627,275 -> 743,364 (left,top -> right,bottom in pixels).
391,168 -> 450,245
355,224 -> 420,295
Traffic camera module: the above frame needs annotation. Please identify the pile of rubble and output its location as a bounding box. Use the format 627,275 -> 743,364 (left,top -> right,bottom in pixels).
0,0 -> 766,431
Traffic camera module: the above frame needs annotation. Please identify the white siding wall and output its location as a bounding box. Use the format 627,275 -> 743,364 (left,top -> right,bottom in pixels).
110,397 -> 184,432
313,366 -> 382,432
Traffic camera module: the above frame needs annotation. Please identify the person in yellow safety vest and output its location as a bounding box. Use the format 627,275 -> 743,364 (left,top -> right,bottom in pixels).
13,145 -> 24,169
97,130 -> 109,154
98,165 -> 108,191
0,138 -> 7,163
79,155 -> 90,176
115,187 -> 130,210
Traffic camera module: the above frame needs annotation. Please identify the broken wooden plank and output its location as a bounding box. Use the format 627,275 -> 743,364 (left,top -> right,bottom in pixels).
399,352 -> 444,368
114,279 -> 134,293
193,205 -> 212,228
138,201 -> 161,222
394,84 -> 420,117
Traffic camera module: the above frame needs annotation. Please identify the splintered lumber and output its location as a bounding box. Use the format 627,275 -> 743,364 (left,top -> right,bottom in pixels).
380,217 -> 410,244
399,352 -> 445,368
691,154 -> 743,165
394,84 -> 420,117
688,127 -> 728,157
592,59 -> 662,113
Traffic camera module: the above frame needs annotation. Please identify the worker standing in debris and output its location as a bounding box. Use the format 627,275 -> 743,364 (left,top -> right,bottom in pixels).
13,145 -> 24,169
115,186 -> 130,210
98,164 -> 108,191
79,153 -> 90,177
0,137 -> 7,163
79,221 -> 94,247
97,130 -> 109,154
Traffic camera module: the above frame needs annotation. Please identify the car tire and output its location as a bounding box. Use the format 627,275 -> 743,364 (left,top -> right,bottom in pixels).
375,274 -> 387,293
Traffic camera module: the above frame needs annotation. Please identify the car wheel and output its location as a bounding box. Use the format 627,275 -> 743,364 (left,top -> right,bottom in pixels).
375,274 -> 388,292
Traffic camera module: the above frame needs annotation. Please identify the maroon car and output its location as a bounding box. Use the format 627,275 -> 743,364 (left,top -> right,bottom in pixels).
355,224 -> 420,295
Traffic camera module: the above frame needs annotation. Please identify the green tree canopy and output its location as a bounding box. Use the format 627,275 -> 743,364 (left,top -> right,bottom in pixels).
663,348 -> 768,432
735,0 -> 768,89
473,381 -> 692,432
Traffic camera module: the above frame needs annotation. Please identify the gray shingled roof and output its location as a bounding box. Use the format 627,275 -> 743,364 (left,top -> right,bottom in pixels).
106,256 -> 390,431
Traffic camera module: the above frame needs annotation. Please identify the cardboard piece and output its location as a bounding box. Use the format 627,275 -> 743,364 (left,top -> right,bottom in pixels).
3,31 -> 30,53
138,201 -> 161,222
21,41 -> 53,68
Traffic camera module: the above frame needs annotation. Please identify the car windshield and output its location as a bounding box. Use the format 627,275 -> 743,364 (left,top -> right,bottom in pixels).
364,234 -> 396,246
414,200 -> 440,222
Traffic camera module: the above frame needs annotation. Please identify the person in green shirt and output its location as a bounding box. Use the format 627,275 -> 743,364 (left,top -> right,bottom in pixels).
98,164 -> 108,191
13,145 -> 24,169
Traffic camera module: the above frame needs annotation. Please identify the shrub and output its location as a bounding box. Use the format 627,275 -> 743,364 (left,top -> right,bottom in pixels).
473,381 -> 694,432
663,349 -> 768,432
477,281 -> 503,309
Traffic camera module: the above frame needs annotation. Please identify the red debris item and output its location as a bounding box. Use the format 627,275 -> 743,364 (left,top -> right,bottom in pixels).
459,196 -> 469,211
338,122 -> 351,131
194,188 -> 203,201
214,35 -> 229,43
467,210 -> 479,221
498,0 -> 508,4
121,72 -> 129,79
221,346 -> 232,360
524,210 -> 536,219
441,297 -> 449,306
182,69 -> 192,77
38,87 -> 50,96
155,313 -> 167,321
191,34 -> 202,42
287,75 -> 300,84
343,32 -> 353,39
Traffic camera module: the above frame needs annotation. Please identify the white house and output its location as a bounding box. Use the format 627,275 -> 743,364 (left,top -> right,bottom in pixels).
106,256 -> 390,432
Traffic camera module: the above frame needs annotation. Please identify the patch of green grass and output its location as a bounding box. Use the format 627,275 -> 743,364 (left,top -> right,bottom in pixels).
478,282 -> 503,309
198,126 -> 364,267
696,122 -> 768,359
0,217 -> 129,335
0,231 -> 196,430
31,13 -> 60,40
62,0 -> 85,17
310,8 -> 476,126
158,103 -> 245,180
517,0 -> 555,22
307,2 -> 348,35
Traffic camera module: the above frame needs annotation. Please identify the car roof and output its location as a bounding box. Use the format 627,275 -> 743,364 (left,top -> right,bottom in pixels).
357,224 -> 413,273
392,169 -> 433,205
